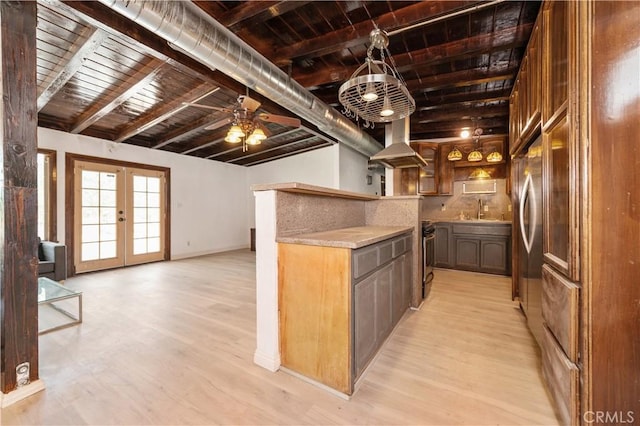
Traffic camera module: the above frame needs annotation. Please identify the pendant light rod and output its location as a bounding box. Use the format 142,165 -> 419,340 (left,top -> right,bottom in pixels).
386,0 -> 506,37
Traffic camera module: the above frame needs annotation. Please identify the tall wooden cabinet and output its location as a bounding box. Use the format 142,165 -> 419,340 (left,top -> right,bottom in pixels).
511,1 -> 640,423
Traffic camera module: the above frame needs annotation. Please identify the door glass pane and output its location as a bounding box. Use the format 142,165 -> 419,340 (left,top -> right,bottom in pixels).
82,242 -> 100,261
100,173 -> 117,190
82,171 -> 99,188
133,238 -> 147,255
148,222 -> 160,238
100,241 -> 117,259
100,190 -> 116,206
100,207 -> 116,224
82,189 -> 100,206
133,175 -> 146,192
134,223 -> 147,238
147,177 -> 160,193
82,225 -> 99,243
134,192 -> 147,207
100,224 -> 116,241
147,193 -> 160,208
82,207 -> 99,225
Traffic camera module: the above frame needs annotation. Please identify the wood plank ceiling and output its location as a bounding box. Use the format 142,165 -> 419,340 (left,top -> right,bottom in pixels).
36,0 -> 541,166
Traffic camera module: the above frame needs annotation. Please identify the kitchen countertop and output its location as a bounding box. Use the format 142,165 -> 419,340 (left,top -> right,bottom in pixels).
278,225 -> 414,249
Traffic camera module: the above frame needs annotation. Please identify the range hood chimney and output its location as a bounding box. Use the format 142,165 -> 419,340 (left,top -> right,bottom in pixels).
369,118 -> 427,169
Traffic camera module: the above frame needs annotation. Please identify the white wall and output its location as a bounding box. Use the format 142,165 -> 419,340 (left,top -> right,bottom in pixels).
337,143 -> 383,195
246,145 -> 339,227
38,127 -> 249,259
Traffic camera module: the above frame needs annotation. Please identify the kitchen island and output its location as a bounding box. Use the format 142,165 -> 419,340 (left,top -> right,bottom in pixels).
278,226 -> 413,396
252,183 -> 423,390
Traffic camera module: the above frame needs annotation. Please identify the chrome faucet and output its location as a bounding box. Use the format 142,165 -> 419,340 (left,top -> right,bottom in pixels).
477,198 -> 484,219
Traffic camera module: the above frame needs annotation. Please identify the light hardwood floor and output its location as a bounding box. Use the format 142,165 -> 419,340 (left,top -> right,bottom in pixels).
2,250 -> 559,425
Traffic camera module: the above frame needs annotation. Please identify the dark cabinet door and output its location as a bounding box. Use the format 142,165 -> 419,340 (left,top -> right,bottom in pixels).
391,257 -> 405,326
434,225 -> 452,267
375,264 -> 393,343
455,237 -> 481,271
354,273 -> 376,378
480,238 -> 510,275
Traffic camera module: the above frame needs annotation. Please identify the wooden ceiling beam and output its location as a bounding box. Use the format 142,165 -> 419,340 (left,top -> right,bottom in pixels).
411,127 -> 508,140
37,27 -> 109,111
114,85 -> 219,142
410,117 -> 508,133
406,67 -> 518,93
151,113 -> 224,149
417,95 -> 510,112
271,1 -> 477,64
416,87 -> 512,110
292,23 -> 529,89
413,105 -> 509,123
70,57 -> 167,134
196,1 -> 309,28
240,142 -> 331,167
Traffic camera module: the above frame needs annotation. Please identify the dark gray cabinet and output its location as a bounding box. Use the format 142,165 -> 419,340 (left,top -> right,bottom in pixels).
434,222 -> 511,275
434,223 -> 453,267
353,233 -> 412,379
455,237 -> 481,270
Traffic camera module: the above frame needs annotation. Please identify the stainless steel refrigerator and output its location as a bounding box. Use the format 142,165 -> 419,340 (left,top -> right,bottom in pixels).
513,134 -> 544,347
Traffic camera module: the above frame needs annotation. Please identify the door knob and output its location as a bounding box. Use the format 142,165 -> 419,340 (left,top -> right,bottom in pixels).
118,217 -> 126,222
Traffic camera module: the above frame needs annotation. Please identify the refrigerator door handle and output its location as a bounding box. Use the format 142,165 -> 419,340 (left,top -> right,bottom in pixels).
519,173 -> 535,254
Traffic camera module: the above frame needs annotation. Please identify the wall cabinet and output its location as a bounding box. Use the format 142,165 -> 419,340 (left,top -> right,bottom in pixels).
279,231 -> 412,395
398,138 -> 507,196
510,17 -> 542,156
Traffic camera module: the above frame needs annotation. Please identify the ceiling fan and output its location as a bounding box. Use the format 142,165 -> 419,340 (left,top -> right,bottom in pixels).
183,94 -> 301,151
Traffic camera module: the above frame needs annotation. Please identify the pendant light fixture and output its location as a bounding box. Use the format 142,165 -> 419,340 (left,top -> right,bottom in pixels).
338,28 -> 415,123
447,147 -> 463,161
486,150 -> 503,163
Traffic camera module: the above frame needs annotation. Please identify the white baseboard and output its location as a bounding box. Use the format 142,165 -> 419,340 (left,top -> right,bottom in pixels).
1,380 -> 45,408
170,245 -> 250,260
253,350 -> 280,372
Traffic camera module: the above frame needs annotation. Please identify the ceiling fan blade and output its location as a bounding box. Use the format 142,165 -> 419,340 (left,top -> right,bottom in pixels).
204,116 -> 233,131
257,113 -> 301,128
182,102 -> 233,113
238,95 -> 261,111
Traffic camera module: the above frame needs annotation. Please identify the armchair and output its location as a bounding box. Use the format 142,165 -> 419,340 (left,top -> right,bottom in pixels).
38,240 -> 67,282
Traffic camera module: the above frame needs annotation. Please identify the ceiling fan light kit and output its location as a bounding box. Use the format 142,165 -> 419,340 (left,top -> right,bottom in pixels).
184,92 -> 301,153
339,29 -> 415,123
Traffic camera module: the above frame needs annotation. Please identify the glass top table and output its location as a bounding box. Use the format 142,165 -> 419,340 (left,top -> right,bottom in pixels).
38,277 -> 83,334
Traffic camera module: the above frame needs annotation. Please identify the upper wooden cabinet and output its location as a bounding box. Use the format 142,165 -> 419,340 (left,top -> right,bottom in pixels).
510,18 -> 542,156
413,142 -> 438,195
543,0 -> 568,123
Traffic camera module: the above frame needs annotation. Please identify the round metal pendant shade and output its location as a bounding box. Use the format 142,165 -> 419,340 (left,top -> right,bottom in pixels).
339,73 -> 415,123
338,28 -> 415,123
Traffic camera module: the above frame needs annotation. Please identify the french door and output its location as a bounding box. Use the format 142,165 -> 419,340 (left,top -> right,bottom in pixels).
74,161 -> 166,273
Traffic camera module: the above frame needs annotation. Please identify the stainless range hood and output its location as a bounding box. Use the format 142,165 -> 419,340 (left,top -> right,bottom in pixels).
369,141 -> 428,169
369,117 -> 427,169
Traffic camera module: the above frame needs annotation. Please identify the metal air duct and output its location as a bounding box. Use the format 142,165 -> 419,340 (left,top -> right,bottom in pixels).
97,0 -> 382,157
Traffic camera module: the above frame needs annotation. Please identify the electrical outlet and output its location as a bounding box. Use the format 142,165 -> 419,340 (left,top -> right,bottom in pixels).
441,203 -> 446,212
16,362 -> 30,387
508,204 -> 512,212
484,205 -> 489,211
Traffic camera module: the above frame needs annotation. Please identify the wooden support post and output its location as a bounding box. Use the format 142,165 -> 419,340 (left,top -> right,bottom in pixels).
0,1 -> 39,395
